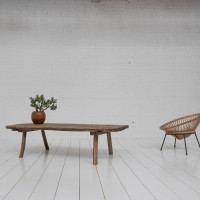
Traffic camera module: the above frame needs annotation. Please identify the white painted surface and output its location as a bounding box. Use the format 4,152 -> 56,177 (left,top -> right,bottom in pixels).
118,140 -> 200,200
28,139 -> 68,200
0,137 -> 200,199
79,140 -> 105,200
1,140 -> 61,200
0,0 -> 200,139
54,140 -> 80,200
100,140 -> 155,200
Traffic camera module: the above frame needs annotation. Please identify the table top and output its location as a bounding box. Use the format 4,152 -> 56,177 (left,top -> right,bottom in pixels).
6,123 -> 129,133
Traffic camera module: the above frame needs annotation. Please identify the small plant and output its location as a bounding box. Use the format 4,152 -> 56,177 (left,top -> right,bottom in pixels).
30,94 -> 57,112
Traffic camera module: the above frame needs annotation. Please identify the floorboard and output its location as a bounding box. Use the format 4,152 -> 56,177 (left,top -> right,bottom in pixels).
0,137 -> 200,200
118,139 -> 200,200
54,140 -> 79,200
0,144 -> 46,200
94,141 -> 131,200
28,139 -> 68,200
100,140 -> 156,200
79,140 -> 104,200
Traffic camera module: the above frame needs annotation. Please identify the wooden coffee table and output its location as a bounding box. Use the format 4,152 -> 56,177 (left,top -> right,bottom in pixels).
6,123 -> 129,165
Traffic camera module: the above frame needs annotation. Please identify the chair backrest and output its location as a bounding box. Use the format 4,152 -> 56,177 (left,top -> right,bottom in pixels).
160,113 -> 200,133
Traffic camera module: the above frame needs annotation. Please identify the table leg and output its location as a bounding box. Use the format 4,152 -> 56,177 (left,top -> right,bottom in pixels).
93,134 -> 98,165
41,130 -> 49,150
107,132 -> 113,155
19,131 -> 27,158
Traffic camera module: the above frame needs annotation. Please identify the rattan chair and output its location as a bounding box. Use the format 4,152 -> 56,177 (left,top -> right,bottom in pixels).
160,113 -> 200,155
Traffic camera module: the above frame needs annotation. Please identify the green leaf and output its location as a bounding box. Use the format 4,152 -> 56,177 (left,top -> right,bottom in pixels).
29,94 -> 57,112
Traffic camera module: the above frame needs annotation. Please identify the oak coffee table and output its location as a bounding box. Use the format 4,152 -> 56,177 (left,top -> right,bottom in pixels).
6,123 -> 129,165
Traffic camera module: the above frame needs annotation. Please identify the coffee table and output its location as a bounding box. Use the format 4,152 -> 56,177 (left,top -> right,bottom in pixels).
6,123 -> 129,165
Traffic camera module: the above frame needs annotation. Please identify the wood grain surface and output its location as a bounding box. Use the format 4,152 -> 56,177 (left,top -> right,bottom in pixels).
6,123 -> 129,133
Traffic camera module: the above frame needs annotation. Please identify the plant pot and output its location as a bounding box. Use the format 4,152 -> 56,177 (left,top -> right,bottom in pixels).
31,111 -> 46,124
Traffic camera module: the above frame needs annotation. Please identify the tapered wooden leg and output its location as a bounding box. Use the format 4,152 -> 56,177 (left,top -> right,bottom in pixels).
41,130 -> 49,150
19,132 -> 27,158
107,132 -> 113,155
93,134 -> 98,165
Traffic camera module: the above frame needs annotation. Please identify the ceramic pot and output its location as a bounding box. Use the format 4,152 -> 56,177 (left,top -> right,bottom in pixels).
31,111 -> 46,124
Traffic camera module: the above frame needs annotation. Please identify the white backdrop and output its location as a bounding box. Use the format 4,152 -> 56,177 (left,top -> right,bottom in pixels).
0,0 -> 200,139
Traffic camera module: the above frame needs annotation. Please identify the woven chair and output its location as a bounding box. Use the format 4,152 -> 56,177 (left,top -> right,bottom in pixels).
160,113 -> 200,155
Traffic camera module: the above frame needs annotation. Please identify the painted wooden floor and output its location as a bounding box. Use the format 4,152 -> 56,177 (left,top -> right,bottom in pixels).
0,136 -> 200,200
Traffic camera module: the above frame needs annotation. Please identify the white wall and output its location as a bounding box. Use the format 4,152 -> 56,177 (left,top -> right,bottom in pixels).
1,0 -> 200,139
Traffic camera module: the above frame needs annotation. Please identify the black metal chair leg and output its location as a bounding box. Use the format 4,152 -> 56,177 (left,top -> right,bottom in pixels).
160,134 -> 167,150
174,138 -> 176,148
183,135 -> 188,155
195,133 -> 200,147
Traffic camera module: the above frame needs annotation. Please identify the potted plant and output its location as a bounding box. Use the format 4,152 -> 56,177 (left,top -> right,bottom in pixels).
29,94 -> 57,124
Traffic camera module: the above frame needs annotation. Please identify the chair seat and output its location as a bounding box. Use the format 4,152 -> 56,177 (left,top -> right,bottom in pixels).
166,131 -> 195,139
160,113 -> 200,154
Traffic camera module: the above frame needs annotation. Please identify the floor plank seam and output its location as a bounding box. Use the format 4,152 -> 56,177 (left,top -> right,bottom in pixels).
1,148 -> 47,200
113,145 -> 158,200
0,144 -> 45,181
0,152 -> 18,166
117,140 -> 184,200
99,142 -> 132,200
27,139 -> 63,200
125,140 -> 200,196
116,140 -> 184,200
1,137 -> 200,200
53,139 -> 71,200
88,139 -> 107,200
133,139 -> 200,181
